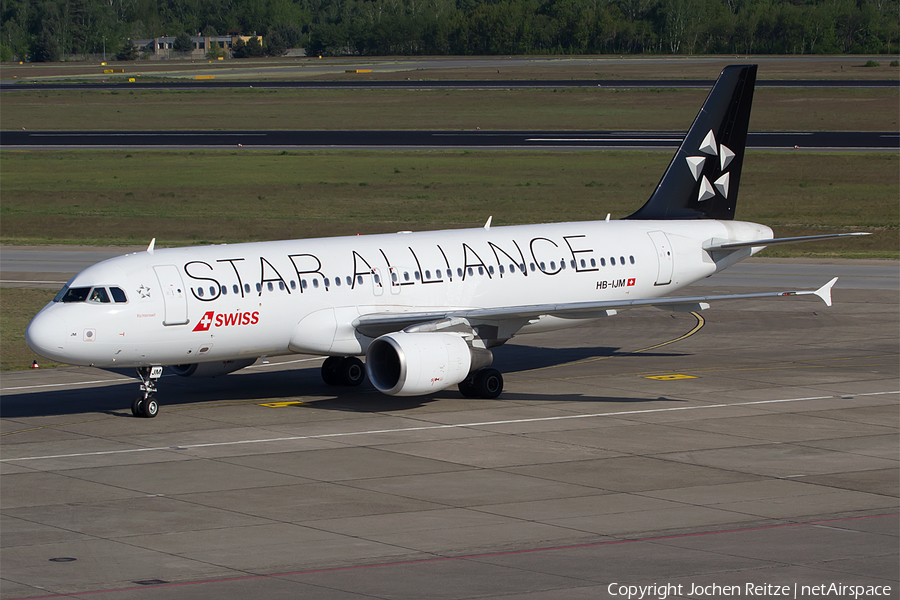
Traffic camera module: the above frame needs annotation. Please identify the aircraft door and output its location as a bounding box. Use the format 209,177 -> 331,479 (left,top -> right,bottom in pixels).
647,231 -> 673,286
153,265 -> 189,325
388,267 -> 401,295
372,268 -> 385,296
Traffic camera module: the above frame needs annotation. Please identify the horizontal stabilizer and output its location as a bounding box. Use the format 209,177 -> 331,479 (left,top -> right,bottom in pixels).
705,232 -> 870,252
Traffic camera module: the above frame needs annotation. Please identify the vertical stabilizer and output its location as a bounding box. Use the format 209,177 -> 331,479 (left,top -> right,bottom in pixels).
626,65 -> 757,221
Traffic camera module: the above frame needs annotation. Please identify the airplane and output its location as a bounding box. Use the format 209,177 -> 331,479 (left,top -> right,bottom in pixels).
25,64 -> 868,418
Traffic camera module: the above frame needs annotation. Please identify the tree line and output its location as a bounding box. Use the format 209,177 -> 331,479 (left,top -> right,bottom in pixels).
2,0 -> 897,62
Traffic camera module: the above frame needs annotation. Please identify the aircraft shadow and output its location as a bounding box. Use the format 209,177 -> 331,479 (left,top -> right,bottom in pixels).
1,345 -> 689,419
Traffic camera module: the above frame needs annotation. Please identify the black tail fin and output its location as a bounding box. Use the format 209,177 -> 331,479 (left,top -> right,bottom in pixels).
626,64 -> 757,221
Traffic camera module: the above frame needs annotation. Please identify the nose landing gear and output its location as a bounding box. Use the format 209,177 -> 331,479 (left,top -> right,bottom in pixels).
132,366 -> 162,418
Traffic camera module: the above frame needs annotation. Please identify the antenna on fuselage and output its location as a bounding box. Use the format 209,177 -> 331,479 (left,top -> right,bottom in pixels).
483,216 -> 492,230
147,238 -> 156,254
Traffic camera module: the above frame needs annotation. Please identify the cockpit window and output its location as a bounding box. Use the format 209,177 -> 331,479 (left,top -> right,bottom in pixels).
89,287 -> 111,303
53,286 -> 127,304
59,287 -> 91,303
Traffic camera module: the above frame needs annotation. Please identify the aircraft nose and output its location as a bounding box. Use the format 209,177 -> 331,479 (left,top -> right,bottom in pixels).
26,311 -> 67,361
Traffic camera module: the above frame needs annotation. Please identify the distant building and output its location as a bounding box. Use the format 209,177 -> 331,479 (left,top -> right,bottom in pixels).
130,35 -> 263,60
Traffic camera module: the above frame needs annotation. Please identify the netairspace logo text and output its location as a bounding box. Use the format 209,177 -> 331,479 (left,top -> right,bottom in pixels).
606,582 -> 893,599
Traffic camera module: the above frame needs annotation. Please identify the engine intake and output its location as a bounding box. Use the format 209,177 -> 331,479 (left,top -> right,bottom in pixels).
366,332 -> 491,396
169,358 -> 257,378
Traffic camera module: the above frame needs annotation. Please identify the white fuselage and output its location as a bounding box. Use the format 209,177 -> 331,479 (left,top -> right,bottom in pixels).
26,218 -> 772,369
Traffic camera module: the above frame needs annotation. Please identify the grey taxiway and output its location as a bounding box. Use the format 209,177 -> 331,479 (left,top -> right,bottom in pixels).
1,256 -> 898,599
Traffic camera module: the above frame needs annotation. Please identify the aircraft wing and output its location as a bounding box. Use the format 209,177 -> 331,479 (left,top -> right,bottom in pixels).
353,278 -> 838,339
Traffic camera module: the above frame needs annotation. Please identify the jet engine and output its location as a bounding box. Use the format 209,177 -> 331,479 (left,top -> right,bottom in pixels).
169,358 -> 258,378
365,331 -> 492,396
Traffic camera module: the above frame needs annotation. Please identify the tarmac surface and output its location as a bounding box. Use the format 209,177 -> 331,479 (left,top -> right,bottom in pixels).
1,259 -> 897,599
3,78 -> 898,91
2,130 -> 896,150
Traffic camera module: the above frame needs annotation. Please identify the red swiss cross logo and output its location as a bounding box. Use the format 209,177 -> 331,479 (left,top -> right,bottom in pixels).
627,278 -> 636,286
192,311 -> 215,332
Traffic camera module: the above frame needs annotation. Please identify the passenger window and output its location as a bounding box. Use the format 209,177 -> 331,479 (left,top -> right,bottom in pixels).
610,257 -> 616,266
221,285 -> 228,296
374,274 -> 381,285
301,280 -> 308,289
324,278 -> 330,287
529,263 -> 536,272
346,276 -> 352,286
404,272 -> 410,281
478,267 -> 484,275
570,260 -> 576,269
357,275 -> 364,285
233,285 -> 239,294
457,268 -> 463,277
509,264 -> 516,273
580,259 -> 586,268
335,277 -> 341,287
425,270 -> 431,279
590,258 -> 596,267
197,287 -> 204,297
209,286 -> 216,296
467,267 -> 473,276
110,287 -> 127,303
620,256 -> 625,265
600,257 -> 606,266
256,283 -> 261,292
279,281 -> 285,290
630,256 -> 635,264
313,279 -> 319,288
499,265 -> 505,274
290,281 -> 296,290
267,282 -> 274,292
488,266 -> 494,275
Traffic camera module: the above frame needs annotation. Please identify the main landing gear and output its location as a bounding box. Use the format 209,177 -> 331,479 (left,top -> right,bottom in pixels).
457,367 -> 504,399
321,356 -> 366,387
132,366 -> 162,418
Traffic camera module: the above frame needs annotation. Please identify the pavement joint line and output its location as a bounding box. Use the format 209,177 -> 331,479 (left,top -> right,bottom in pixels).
2,390 -> 897,463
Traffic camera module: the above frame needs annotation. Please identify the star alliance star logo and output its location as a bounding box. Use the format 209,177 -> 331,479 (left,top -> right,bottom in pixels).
137,284 -> 151,298
685,129 -> 734,202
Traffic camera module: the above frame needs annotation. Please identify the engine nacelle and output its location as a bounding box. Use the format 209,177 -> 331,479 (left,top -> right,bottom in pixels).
366,332 -> 491,396
169,358 -> 257,378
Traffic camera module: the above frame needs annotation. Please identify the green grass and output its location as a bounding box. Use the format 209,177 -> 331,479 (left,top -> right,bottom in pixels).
1,149 -> 895,249
1,87 -> 896,131
1,288 -> 60,371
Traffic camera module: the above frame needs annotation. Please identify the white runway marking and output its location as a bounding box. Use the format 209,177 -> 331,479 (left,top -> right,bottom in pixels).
3,390 -> 897,463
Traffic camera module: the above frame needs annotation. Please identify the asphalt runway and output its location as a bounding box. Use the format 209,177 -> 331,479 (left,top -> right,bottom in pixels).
1,258 -> 898,599
3,130 -> 897,150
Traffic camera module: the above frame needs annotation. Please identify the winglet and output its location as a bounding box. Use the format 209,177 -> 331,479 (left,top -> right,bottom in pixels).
483,216 -> 492,230
147,238 -> 156,254
814,277 -> 838,307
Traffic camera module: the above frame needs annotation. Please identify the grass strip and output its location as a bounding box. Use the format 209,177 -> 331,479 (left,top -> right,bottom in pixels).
1,149 -> 895,250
